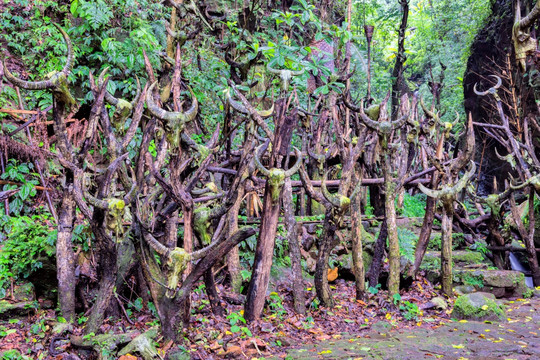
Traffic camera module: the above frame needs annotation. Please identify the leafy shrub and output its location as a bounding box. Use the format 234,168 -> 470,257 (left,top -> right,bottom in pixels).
0,214 -> 56,297
0,159 -> 39,217
397,227 -> 418,262
398,193 -> 426,218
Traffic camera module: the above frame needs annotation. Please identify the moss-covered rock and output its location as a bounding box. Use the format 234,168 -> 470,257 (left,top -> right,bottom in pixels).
453,269 -> 528,298
454,285 -> 476,295
12,282 -> 35,302
342,251 -> 373,275
422,251 -> 486,270
0,300 -> 34,317
453,292 -> 505,320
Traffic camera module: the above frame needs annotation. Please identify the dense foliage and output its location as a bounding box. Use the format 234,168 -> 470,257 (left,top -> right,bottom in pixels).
4,0 -> 540,359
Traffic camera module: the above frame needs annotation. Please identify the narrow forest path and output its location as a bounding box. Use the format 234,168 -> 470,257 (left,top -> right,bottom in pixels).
280,297 -> 540,360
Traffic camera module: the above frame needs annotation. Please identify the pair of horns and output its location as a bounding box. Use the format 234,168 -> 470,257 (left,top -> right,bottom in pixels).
146,81 -> 198,123
418,161 -> 477,200
98,67 -> 141,109
253,144 -> 302,178
473,75 -> 502,96
359,92 -> 409,131
225,88 -> 274,118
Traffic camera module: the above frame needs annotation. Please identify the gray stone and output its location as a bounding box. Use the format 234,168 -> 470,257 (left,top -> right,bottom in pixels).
452,292 -> 505,320
430,296 -> 447,310
454,285 -> 476,295
12,282 -> 35,302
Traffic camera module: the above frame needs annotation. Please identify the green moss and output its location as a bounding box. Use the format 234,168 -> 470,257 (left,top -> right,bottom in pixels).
453,293 -> 505,320
523,288 -> 534,298
454,271 -> 484,288
454,251 -> 484,264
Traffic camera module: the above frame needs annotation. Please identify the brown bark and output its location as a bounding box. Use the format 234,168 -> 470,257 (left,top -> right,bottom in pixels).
283,178 -> 306,314
227,186 -> 244,293
440,203 -> 454,296
244,100 -> 296,321
351,176 -> 365,299
384,151 -> 400,296
314,209 -> 336,307
177,227 -> 257,303
244,184 -> 282,320
411,195 -> 437,276
56,185 -> 77,323
204,268 -> 224,317
84,225 -> 117,335
391,0 -> 409,121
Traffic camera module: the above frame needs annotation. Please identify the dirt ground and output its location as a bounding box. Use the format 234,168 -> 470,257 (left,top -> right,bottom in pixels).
281,296 -> 540,360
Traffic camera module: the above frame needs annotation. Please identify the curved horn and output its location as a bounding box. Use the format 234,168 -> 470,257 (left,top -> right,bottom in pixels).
473,75 -> 502,96
451,110 -> 460,127
392,109 -> 410,129
98,67 -> 118,105
266,64 -> 304,76
266,64 -> 282,75
308,147 -> 327,162
452,161 -> 477,194
491,74 -> 502,90
321,171 -> 341,207
225,89 -> 274,118
3,23 -> 74,90
290,68 -> 305,76
466,184 -> 486,204
473,83 -> 489,96
494,147 -> 508,161
358,99 -> 381,130
420,98 -> 437,119
146,81 -> 198,123
510,173 -> 540,190
84,192 -> 109,210
418,183 -> 441,199
253,143 -> 271,177
284,147 -> 303,177
341,92 -> 362,112
97,68 -> 141,109
142,231 -> 171,257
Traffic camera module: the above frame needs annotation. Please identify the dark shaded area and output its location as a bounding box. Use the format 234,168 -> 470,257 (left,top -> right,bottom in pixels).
463,0 -> 514,194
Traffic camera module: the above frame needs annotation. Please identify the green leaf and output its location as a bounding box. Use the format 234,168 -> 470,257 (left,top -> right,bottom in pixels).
230,325 -> 241,333
241,327 -> 252,337
301,11 -> 310,25
70,0 -> 79,16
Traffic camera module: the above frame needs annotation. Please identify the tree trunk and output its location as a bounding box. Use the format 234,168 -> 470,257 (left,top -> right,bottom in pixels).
244,101 -> 296,321
440,204 -> 454,296
84,226 -> 117,335
314,209 -> 336,307
367,184 -> 386,287
283,178 -> 306,314
244,184 -> 282,320
351,182 -> 365,299
204,268 -> 224,317
368,219 -> 387,288
227,186 -> 244,293
390,0 -> 409,121
385,174 -> 400,295
411,195 -> 437,276
56,184 -> 77,323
